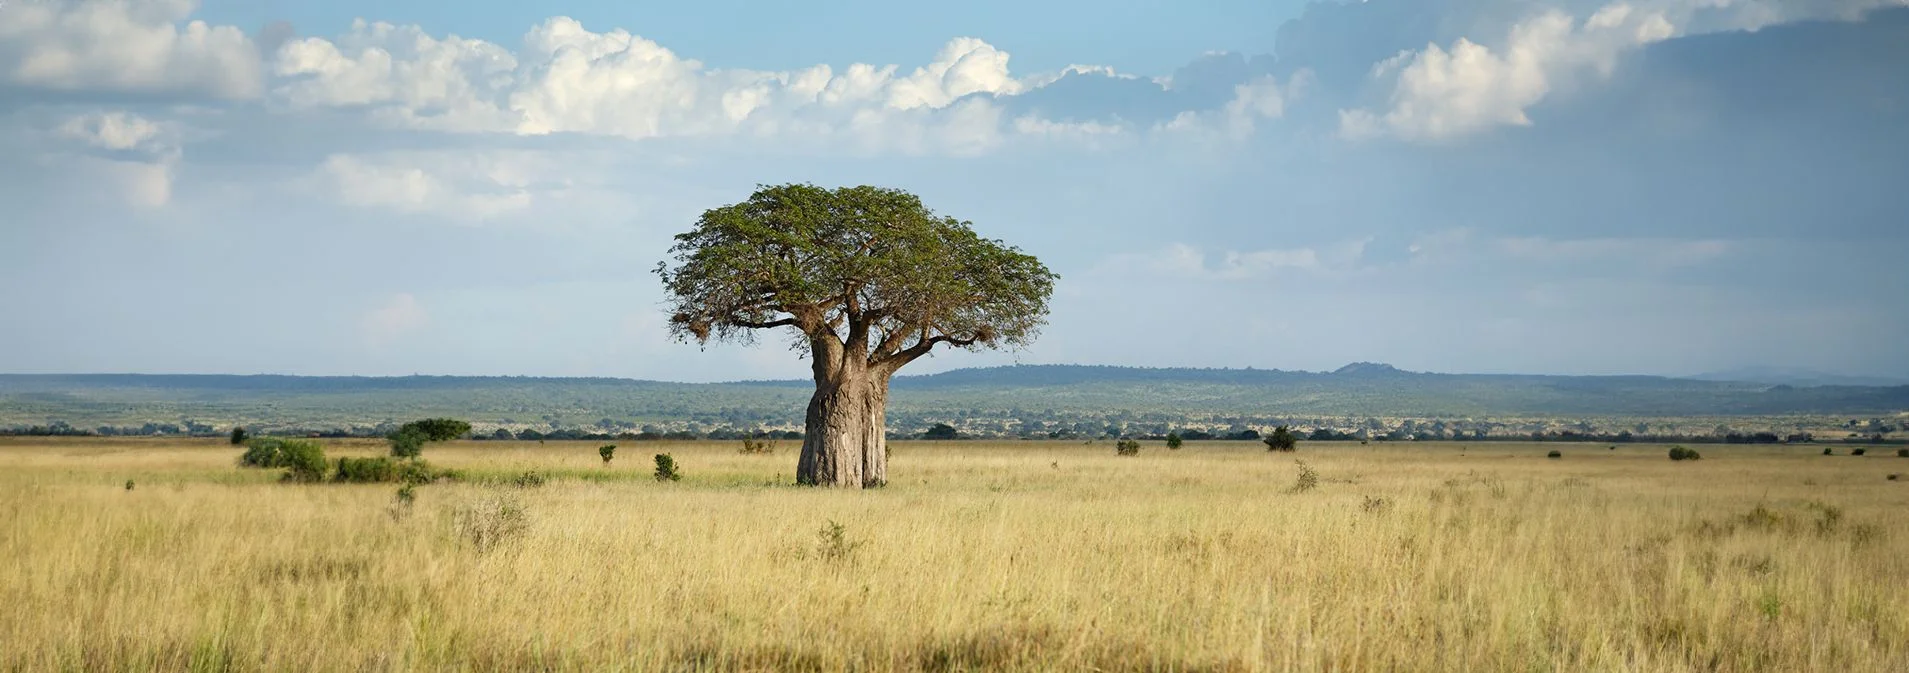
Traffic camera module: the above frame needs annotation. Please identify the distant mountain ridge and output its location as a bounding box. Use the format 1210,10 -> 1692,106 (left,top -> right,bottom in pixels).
3,364 -> 1907,429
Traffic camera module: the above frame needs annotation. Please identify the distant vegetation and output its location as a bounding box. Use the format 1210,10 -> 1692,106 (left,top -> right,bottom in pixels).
2,369 -> 1905,446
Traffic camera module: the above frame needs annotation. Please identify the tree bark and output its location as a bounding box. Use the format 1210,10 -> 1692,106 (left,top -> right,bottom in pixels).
796,371 -> 890,488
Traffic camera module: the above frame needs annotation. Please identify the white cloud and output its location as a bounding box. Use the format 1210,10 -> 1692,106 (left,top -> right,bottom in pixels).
48,111 -> 179,208
55,111 -> 169,152
1158,73 -> 1303,138
1341,3 -> 1675,142
360,293 -> 428,349
1339,0 -> 1909,142
316,152 -> 538,220
264,18 -> 1095,153
0,0 -> 262,98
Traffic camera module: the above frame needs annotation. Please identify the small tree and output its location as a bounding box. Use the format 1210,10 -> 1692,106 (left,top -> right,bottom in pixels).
229,426 -> 248,446
922,423 -> 959,440
1115,439 -> 1140,456
389,418 -> 469,459
401,419 -> 471,442
389,427 -> 427,459
1263,426 -> 1297,452
1165,432 -> 1183,450
1669,446 -> 1702,461
599,444 -> 616,464
654,454 -> 682,482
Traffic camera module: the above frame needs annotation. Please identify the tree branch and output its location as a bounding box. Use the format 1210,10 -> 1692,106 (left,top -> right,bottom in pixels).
874,331 -> 980,375
727,317 -> 799,330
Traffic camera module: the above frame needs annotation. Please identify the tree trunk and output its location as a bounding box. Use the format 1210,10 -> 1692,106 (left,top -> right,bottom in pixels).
796,372 -> 889,488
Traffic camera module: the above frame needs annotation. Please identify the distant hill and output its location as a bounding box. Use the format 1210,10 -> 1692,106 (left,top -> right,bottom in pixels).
2,364 -> 1906,430
1690,367 -> 1909,388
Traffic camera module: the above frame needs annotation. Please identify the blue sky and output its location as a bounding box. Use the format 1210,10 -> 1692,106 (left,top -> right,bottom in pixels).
2,0 -> 1906,382
193,0 -> 1301,74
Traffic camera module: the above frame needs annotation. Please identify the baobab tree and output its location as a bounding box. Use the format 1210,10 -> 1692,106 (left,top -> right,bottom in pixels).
657,184 -> 1055,488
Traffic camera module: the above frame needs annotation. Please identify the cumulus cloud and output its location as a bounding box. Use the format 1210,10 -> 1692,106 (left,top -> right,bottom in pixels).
1158,73 -> 1304,138
267,17 -> 1042,150
49,111 -> 179,208
1338,0 -> 1908,142
0,0 -> 262,98
360,293 -> 428,349
1341,3 -> 1675,141
55,111 -> 168,151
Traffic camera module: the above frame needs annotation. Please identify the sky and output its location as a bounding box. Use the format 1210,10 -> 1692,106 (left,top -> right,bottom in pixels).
1,0 -> 1906,382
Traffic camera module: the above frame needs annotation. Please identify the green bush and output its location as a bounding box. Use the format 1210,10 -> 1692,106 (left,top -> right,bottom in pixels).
1898,449 -> 1908,458
1823,448 -> 1834,456
388,427 -> 427,459
335,456 -> 401,483
229,426 -> 247,446
239,437 -> 288,468
1852,448 -> 1866,456
1263,426 -> 1298,452
241,437 -> 330,481
653,454 -> 682,482
1668,446 -> 1702,461
277,440 -> 329,483
599,444 -> 616,464
1165,432 -> 1183,450
1547,450 -> 1563,459
1115,439 -> 1140,456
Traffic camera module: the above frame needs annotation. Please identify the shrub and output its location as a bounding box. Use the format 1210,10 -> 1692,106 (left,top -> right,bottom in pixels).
1668,446 -> 1702,461
739,438 -> 775,454
1115,439 -> 1140,456
654,454 -> 682,481
816,520 -> 863,563
277,440 -> 329,483
1823,448 -> 1834,456
599,444 -> 617,464
239,437 -> 289,468
1263,426 -> 1297,452
388,427 -> 427,459
1165,432 -> 1183,450
1287,460 -> 1318,493
335,456 -> 401,483
1852,448 -> 1867,456
1547,450 -> 1563,459
229,426 -> 247,446
1899,449 -> 1908,458
922,423 -> 959,440
124,480 -> 135,491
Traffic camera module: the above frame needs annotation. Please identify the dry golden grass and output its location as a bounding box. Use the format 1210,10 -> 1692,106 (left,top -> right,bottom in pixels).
2,437 -> 1906,672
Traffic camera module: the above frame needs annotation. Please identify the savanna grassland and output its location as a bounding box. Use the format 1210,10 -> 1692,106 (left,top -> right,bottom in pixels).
3,437 -> 1906,671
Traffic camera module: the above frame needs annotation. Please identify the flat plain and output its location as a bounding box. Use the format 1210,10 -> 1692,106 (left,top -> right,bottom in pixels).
2,437 -> 1905,671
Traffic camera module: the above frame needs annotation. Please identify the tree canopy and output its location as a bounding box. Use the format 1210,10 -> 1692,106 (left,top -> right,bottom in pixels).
656,184 -> 1056,379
